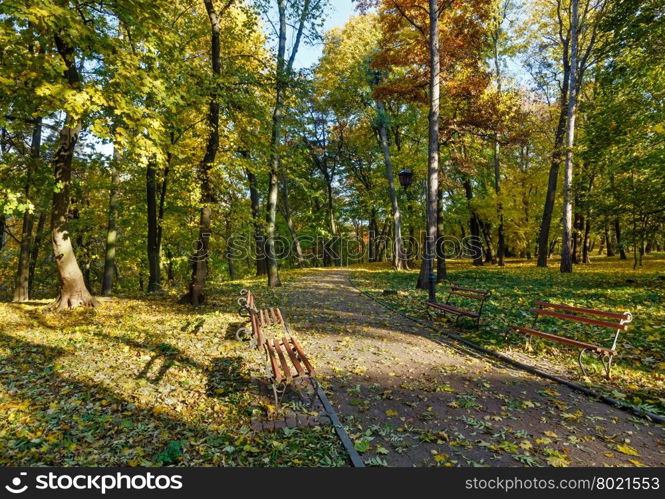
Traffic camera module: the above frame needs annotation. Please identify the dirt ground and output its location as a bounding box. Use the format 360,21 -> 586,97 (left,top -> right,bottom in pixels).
282,269 -> 665,467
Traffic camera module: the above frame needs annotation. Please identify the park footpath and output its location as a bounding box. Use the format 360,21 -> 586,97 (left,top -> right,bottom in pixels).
281,269 -> 664,467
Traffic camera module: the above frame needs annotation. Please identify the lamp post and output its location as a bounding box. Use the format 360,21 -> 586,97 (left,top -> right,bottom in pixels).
398,168 -> 414,190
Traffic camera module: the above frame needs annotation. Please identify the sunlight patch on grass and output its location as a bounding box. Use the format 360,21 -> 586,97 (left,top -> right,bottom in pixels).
0,276 -> 345,466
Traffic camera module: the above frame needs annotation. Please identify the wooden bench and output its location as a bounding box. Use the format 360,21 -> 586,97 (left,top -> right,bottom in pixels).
508,301 -> 633,379
427,285 -> 491,327
263,336 -> 316,407
236,289 -> 316,407
236,289 -> 285,348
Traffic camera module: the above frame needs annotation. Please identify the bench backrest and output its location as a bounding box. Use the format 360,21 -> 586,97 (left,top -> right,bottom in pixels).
245,290 -> 256,310
532,301 -> 632,351
239,289 -> 263,348
450,285 -> 491,302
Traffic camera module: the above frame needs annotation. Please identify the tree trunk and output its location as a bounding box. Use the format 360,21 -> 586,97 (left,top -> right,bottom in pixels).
225,219 -> 237,280
615,217 -> 627,260
0,215 -> 5,250
279,175 -> 304,267
463,178 -> 484,266
14,119 -> 42,302
182,0 -> 222,305
376,99 -> 406,270
368,210 -> 377,262
324,175 -> 338,267
28,211 -> 46,296
603,223 -> 614,256
101,142 -> 121,295
166,247 -> 175,284
481,220 -> 494,264
436,182 -> 446,281
416,0 -> 440,299
50,33 -> 96,311
537,37 -> 571,267
582,215 -> 591,263
572,212 -> 583,264
246,167 -> 267,276
492,14 -> 505,267
146,159 -> 161,292
157,152 -> 170,260
265,0 -> 288,288
560,0 -> 579,274
265,0 -> 311,286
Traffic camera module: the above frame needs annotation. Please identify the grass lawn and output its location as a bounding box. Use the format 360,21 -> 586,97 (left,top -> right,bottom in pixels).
351,254 -> 665,416
0,273 -> 345,466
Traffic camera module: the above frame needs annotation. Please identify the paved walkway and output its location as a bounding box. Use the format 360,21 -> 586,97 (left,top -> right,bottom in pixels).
283,269 -> 664,467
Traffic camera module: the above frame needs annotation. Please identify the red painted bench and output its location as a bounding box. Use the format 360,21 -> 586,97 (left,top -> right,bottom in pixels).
427,285 -> 491,327
237,289 -> 315,407
508,301 -> 633,378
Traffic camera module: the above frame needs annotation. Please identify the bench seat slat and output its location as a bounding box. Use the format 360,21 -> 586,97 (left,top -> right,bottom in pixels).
510,326 -> 615,355
427,302 -> 479,318
272,339 -> 293,380
532,308 -> 628,330
269,308 -> 279,325
275,308 -> 284,324
534,301 -> 629,321
282,337 -> 306,376
264,342 -> 283,383
290,337 -> 315,375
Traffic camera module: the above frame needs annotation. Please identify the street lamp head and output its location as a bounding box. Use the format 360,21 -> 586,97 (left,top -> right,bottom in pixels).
398,168 -> 414,189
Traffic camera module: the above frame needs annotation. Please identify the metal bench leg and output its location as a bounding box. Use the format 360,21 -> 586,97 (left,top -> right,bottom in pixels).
236,327 -> 251,342
270,381 -> 289,411
577,348 -> 590,377
271,382 -> 280,409
602,354 -> 613,380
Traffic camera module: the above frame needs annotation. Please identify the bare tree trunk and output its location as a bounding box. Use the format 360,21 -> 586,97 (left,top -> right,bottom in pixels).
603,223 -> 614,256
101,142 -> 121,295
416,0 -> 440,299
481,220 -> 494,264
279,175 -> 304,267
146,159 -> 161,292
0,215 -> 5,250
266,0 -> 288,287
225,219 -> 237,280
265,0 -> 311,287
157,151 -> 170,261
368,211 -> 377,262
50,33 -> 96,311
182,0 -> 223,305
324,176 -> 338,267
246,167 -> 267,275
582,215 -> 591,263
537,36 -> 570,267
463,178 -> 484,266
492,9 -> 505,267
376,99 -> 406,270
14,119 -> 41,302
615,217 -> 627,260
436,182 -> 446,281
560,0 -> 579,273
28,211 -> 46,296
